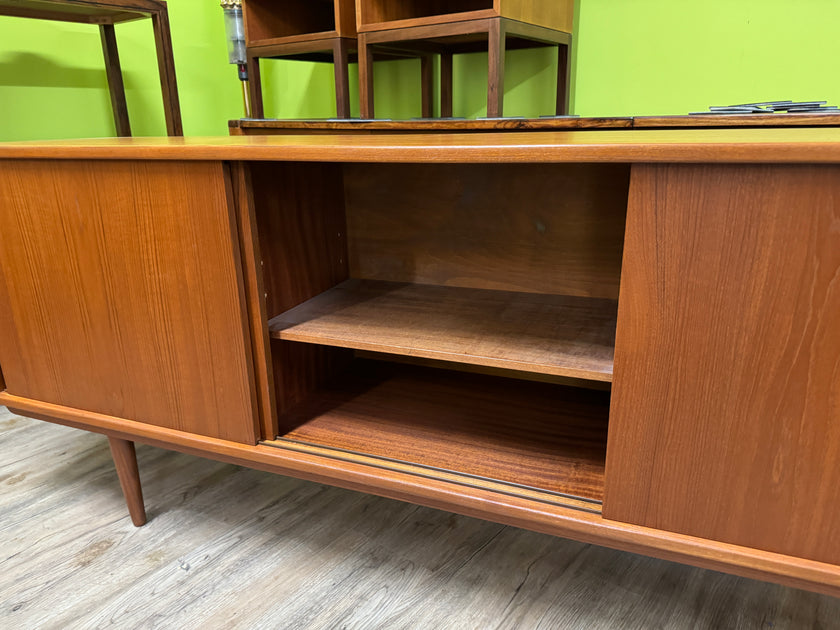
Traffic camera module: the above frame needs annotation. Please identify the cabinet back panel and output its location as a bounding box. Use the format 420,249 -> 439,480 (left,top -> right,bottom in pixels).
344,163 -> 630,299
249,162 -> 349,318
247,162 -> 350,423
245,0 -> 336,42
359,0 -> 492,25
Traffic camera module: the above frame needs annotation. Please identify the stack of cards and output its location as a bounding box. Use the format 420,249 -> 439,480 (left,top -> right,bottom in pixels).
690,100 -> 840,115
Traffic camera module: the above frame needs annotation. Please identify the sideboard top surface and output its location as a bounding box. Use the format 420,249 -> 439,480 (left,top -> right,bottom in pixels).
7,128 -> 840,162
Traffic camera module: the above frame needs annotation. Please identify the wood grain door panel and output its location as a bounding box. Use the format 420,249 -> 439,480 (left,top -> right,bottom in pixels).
0,160 -> 258,444
604,164 -> 840,565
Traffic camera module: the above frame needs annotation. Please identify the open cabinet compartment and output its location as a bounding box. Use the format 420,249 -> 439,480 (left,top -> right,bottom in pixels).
247,160 -> 631,508
357,0 -> 496,30
244,0 -> 346,45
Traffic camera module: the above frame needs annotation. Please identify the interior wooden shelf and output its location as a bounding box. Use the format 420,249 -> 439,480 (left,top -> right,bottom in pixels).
248,32 -> 341,49
270,359 -> 609,502
268,279 -> 617,382
359,10 -> 498,33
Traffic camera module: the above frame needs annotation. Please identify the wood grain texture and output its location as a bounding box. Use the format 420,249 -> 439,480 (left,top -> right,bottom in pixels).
498,0 -> 573,33
335,0 -> 356,37
487,18 -> 505,118
0,160 -> 258,443
107,437 -> 146,526
14,129 -> 840,162
263,436 -> 601,513
635,113 -> 840,128
278,359 -> 609,501
604,164 -> 840,566
249,161 -> 348,318
6,412 -> 837,629
229,115 -> 840,136
358,32 -> 375,118
344,163 -> 629,299
269,279 -> 617,381
228,117 -> 633,133
333,37 -> 351,119
5,392 -> 840,597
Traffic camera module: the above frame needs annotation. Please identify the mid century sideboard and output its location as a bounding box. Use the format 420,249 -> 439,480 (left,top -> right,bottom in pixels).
0,130 -> 838,596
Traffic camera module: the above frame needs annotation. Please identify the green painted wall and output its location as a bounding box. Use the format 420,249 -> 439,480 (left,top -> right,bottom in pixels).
1,0 -> 837,141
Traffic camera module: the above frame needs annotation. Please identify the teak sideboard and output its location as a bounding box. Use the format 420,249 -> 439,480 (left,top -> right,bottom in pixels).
0,130 -> 838,597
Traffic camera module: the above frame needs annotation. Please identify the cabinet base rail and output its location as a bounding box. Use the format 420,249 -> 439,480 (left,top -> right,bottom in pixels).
2,391 -> 839,599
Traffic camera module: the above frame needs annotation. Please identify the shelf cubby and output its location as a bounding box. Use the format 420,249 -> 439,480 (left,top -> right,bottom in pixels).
357,0 -> 573,33
267,359 -> 609,504
244,159 -> 629,508
244,0 -> 354,46
357,0 -> 496,31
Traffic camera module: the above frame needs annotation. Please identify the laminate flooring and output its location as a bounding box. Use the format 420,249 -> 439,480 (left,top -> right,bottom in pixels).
1,407 -> 838,629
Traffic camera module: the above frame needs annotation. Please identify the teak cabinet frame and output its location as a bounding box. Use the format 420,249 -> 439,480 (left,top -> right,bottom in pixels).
0,131 -> 839,598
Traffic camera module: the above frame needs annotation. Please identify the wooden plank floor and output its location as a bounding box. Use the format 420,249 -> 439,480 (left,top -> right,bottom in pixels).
1,407 -> 838,629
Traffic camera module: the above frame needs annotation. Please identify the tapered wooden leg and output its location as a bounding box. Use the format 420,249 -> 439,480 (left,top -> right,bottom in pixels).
99,24 -> 131,137
247,55 -> 264,119
556,41 -> 571,115
108,437 -> 147,526
487,20 -> 506,118
440,51 -> 453,118
359,34 -> 375,119
333,38 -> 351,119
150,9 -> 183,136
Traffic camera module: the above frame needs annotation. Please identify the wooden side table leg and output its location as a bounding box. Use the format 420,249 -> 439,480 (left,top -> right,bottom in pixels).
333,38 -> 351,119
107,437 -> 147,527
440,51 -> 453,118
556,41 -> 571,115
359,34 -> 375,119
420,54 -> 434,118
487,20 -> 506,118
150,9 -> 183,136
247,55 -> 264,119
99,24 -> 131,137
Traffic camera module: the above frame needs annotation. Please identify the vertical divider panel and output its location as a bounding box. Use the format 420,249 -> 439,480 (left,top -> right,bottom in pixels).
227,162 -> 279,441
247,162 -> 352,433
604,163 -> 840,566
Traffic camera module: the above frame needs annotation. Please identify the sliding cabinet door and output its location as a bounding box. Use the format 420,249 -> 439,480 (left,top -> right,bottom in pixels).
605,164 -> 840,565
0,160 -> 258,444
